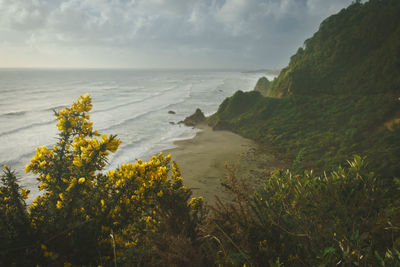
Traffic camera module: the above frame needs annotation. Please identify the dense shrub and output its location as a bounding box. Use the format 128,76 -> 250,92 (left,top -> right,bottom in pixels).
0,95 -> 206,266
207,156 -> 400,266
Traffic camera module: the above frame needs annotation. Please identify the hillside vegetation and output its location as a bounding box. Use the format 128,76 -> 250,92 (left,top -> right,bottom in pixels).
267,0 -> 400,97
209,0 -> 400,177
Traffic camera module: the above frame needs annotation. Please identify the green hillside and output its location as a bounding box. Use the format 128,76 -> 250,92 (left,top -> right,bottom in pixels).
267,0 -> 400,97
209,0 -> 400,177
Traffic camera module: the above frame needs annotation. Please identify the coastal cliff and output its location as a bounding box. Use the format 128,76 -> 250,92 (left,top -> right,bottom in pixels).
209,0 -> 400,177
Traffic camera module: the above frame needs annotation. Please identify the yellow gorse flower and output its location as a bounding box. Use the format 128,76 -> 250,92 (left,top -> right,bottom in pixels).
17,94 -> 203,265
189,196 -> 204,208
20,188 -> 29,200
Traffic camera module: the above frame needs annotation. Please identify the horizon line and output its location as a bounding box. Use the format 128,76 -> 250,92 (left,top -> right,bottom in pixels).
0,66 -> 281,72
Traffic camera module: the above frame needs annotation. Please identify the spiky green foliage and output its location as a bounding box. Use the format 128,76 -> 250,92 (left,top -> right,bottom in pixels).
207,156 -> 400,266
0,166 -> 34,266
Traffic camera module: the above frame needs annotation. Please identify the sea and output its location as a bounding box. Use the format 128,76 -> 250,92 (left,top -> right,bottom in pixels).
0,68 -> 271,199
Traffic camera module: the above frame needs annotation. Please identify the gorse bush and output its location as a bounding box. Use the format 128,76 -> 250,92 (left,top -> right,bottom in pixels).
0,166 -> 32,266
207,156 -> 400,266
0,94 -> 206,266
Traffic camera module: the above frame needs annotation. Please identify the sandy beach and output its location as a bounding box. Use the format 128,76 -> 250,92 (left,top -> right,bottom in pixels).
163,124 -> 287,204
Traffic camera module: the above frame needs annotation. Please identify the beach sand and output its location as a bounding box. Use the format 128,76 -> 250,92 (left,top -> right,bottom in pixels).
163,124 -> 287,204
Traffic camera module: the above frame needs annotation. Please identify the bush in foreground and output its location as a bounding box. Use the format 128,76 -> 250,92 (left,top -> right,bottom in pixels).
0,94 -> 206,266
207,156 -> 400,266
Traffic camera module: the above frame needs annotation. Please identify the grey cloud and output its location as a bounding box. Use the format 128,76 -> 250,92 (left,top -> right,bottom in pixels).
0,0 -> 50,31
0,0 -> 353,68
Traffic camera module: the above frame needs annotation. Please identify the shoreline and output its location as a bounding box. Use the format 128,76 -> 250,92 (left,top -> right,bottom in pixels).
163,124 -> 287,203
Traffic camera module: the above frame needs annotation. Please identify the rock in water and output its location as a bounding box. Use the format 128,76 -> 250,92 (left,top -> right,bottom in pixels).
181,108 -> 206,126
168,110 -> 176,114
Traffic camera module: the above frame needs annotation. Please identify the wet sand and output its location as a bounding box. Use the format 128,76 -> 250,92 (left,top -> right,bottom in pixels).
163,124 -> 287,203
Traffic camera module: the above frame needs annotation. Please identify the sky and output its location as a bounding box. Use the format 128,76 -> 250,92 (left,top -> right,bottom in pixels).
0,0 -> 354,69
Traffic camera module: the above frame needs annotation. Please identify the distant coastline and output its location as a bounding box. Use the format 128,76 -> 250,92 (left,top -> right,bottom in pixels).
241,68 -> 280,75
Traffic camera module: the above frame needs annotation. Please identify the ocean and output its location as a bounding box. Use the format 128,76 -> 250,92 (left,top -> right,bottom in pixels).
0,69 -> 269,199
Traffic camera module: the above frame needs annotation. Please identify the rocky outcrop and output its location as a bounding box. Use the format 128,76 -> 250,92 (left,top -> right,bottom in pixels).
253,76 -> 270,96
179,108 -> 206,126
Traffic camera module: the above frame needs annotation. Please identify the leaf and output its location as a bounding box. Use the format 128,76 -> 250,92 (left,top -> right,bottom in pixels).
351,230 -> 359,241
323,247 -> 336,256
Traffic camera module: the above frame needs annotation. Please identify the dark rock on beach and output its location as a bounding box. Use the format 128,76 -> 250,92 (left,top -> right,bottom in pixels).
179,108 -> 206,126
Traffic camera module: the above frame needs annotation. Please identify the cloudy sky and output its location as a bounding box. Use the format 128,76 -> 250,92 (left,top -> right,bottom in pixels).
0,0 -> 353,69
